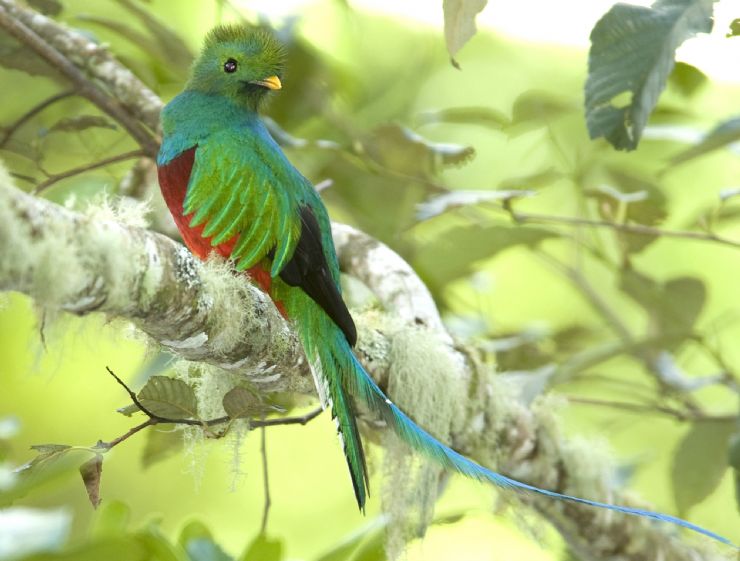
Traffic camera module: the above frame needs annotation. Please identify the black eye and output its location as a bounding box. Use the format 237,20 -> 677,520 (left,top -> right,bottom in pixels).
224,58 -> 237,73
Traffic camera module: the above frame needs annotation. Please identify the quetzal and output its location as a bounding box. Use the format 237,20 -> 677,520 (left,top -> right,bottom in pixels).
156,24 -> 733,547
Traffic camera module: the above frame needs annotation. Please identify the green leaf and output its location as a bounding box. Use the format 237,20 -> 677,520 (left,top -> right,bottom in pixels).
49,115 -> 117,134
0,34 -> 62,80
668,61 -> 707,97
498,167 -> 563,190
363,124 -> 474,177
117,403 -> 141,417
239,534 -> 283,561
79,454 -> 103,509
585,0 -> 715,150
137,376 -> 198,419
671,116 -> 740,164
141,425 -> 182,469
728,431 -> 740,470
672,420 -> 735,514
509,90 -> 576,127
179,521 -> 212,548
91,501 -> 131,538
413,224 -> 556,295
442,0 -> 488,68
137,526 -> 188,561
115,0 -> 193,73
222,387 -> 274,420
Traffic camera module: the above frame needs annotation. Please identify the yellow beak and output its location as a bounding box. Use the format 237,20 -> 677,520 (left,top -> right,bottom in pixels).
251,75 -> 282,90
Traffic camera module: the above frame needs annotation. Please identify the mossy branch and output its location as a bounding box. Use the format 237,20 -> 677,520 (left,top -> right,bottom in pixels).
0,176 -> 721,560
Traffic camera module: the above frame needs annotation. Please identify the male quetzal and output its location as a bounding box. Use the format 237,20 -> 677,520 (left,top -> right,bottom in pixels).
156,25 -> 733,547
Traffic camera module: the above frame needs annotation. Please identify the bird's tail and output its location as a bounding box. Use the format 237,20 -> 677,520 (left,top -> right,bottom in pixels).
306,317 -> 735,547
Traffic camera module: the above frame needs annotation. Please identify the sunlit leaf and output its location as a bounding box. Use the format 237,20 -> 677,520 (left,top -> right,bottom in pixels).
671,116 -> 740,164
137,376 -> 198,419
668,61 -> 707,97
585,0 -> 715,150
672,420 -> 735,514
416,189 -> 536,221
117,403 -> 141,417
141,425 -> 182,469
239,534 -> 284,561
363,123 -> 474,177
442,0 -> 488,68
79,454 -> 103,509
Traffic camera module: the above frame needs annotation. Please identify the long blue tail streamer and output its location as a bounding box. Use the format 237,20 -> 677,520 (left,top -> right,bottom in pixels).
334,336 -> 737,548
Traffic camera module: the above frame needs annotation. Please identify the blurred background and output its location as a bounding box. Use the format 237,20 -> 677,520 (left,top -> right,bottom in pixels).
1,0 -> 739,559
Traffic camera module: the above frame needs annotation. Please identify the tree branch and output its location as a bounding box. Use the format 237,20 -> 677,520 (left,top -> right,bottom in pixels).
0,178 -> 721,560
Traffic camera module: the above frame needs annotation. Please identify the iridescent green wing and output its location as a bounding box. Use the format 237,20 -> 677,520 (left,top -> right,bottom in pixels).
183,128 -> 301,274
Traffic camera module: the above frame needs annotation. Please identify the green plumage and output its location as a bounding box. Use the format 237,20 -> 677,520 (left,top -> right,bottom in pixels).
155,24 -> 736,548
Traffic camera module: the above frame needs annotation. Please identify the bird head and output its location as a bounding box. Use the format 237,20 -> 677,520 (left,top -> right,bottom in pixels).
187,24 -> 285,111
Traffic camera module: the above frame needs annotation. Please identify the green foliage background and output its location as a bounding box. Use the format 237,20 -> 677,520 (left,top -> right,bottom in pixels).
1,0 -> 739,559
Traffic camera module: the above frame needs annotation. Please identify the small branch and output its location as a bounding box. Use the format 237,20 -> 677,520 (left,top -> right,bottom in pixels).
566,395 -> 736,423
34,150 -> 146,194
260,425 -> 270,533
503,206 -> 740,250
96,418 -> 156,450
0,90 -> 75,149
0,4 -> 159,156
251,407 -> 323,428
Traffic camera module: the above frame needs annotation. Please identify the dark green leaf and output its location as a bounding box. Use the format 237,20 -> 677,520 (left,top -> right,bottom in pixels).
137,376 -> 198,419
671,116 -> 740,164
415,106 -> 509,130
363,124 -> 474,177
27,0 -> 63,16
672,420 -> 735,514
79,454 -> 103,509
49,115 -> 117,134
668,61 -> 707,97
442,0 -> 488,67
585,0 -> 715,150
141,425 -> 182,469
239,534 -> 283,561
416,189 -> 536,221
728,431 -> 740,470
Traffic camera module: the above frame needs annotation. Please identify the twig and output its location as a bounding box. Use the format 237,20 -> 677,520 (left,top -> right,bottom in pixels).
566,395 -> 736,423
0,90 -> 75,149
260,425 -> 270,533
34,150 -> 146,194
502,206 -> 740,250
0,7 -> 159,157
